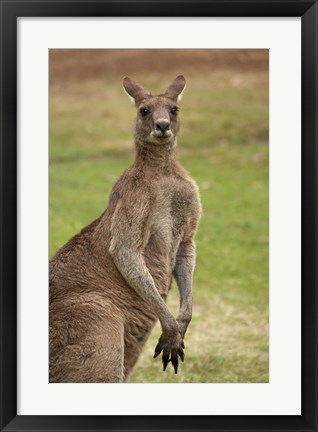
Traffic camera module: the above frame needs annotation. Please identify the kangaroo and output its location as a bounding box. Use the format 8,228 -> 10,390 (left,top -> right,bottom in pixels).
49,76 -> 201,383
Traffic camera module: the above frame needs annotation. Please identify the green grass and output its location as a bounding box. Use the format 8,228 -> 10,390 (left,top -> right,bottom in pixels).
50,72 -> 269,383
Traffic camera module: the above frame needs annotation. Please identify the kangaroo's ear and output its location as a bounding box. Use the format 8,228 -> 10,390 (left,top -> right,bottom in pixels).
123,77 -> 151,105
164,75 -> 186,102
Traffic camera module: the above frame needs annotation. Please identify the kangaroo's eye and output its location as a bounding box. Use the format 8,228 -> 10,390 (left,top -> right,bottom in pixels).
140,108 -> 150,116
170,107 -> 179,115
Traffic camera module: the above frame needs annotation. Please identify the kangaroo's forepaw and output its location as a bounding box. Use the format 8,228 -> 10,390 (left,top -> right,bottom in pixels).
153,332 -> 185,374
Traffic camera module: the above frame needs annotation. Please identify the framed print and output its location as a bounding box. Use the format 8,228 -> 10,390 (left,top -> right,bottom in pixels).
0,1 -> 317,431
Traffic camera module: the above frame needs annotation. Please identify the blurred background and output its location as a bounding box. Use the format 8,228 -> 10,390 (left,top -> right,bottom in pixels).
49,49 -> 269,383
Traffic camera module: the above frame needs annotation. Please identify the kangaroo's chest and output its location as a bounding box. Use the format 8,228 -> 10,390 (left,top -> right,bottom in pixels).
144,176 -> 199,278
170,178 -> 201,237
151,178 -> 193,236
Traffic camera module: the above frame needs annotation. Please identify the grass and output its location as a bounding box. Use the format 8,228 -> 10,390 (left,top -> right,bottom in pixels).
50,71 -> 269,383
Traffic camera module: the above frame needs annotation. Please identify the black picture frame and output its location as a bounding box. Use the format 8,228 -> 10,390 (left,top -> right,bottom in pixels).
1,1 -> 317,431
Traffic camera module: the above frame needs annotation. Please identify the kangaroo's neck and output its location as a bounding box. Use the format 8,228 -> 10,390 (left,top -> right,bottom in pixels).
134,138 -> 178,172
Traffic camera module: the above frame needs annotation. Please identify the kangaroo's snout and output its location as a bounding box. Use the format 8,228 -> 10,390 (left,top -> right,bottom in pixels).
155,120 -> 170,135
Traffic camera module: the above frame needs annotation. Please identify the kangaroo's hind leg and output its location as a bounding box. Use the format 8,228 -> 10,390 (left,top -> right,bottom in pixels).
50,306 -> 125,383
123,323 -> 155,382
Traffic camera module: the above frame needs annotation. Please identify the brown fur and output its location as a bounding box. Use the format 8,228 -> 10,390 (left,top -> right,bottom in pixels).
49,76 -> 201,382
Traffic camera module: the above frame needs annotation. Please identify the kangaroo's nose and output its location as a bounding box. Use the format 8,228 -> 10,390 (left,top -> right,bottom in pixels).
155,120 -> 170,133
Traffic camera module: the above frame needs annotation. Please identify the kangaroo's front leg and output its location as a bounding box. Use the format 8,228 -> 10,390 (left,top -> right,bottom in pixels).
109,196 -> 184,374
173,238 -> 196,339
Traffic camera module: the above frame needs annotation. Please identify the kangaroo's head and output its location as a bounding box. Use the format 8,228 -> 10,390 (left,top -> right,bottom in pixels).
123,76 -> 186,146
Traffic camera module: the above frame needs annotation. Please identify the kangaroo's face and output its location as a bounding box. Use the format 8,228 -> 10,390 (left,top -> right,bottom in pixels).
136,96 -> 179,145
123,76 -> 186,146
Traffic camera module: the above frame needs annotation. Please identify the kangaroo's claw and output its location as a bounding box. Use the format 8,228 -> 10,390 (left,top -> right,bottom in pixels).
178,348 -> 185,362
153,343 -> 163,358
171,350 -> 179,373
162,350 -> 170,371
